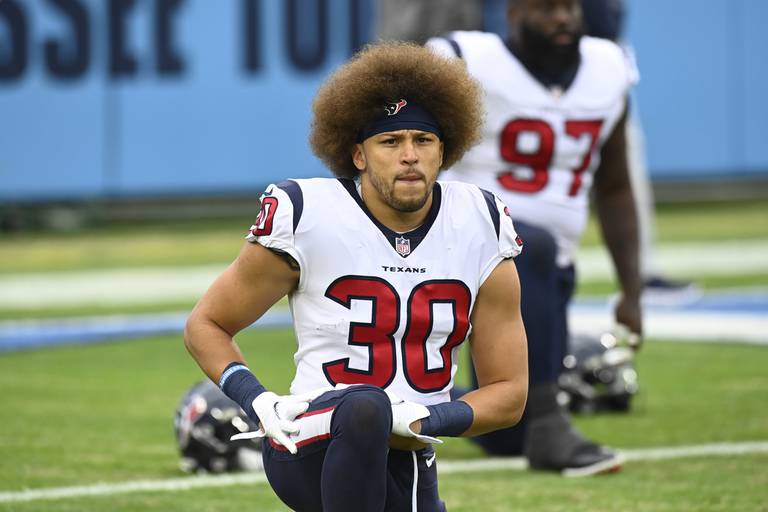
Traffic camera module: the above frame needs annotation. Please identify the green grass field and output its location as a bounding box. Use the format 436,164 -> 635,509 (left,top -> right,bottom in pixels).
1,199 -> 767,511
1,199 -> 767,319
1,331 -> 767,511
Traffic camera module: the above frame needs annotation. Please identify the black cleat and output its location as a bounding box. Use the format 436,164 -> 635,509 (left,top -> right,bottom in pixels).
524,409 -> 624,477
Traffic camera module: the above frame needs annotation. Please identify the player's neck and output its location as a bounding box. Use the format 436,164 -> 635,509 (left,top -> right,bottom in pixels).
506,36 -> 581,91
359,182 -> 432,233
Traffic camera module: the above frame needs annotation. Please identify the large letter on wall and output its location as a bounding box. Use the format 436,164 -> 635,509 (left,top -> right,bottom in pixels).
44,0 -> 90,80
0,0 -> 27,81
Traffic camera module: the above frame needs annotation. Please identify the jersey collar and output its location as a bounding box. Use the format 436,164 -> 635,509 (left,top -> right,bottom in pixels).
338,178 -> 442,258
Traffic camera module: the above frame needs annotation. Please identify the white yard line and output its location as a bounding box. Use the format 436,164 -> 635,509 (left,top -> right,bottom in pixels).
568,306 -> 768,344
575,238 -> 768,280
1,441 -> 767,503
1,239 -> 766,309
0,472 -> 269,503
0,264 -> 226,308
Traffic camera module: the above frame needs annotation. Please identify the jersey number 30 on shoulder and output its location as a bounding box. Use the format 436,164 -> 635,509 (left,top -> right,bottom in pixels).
252,196 -> 278,236
323,276 -> 471,393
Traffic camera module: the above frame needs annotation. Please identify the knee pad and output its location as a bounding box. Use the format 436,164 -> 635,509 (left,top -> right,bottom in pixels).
332,386 -> 392,443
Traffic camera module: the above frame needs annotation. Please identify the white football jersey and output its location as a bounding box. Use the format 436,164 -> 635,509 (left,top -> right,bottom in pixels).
246,178 -> 522,405
427,32 -> 635,266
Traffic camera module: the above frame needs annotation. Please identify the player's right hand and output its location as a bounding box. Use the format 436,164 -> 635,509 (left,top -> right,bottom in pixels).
231,387 -> 333,454
231,392 -> 309,455
613,322 -> 642,351
613,294 -> 643,350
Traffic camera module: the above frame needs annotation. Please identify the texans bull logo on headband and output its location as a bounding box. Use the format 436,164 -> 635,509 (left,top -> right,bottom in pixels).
384,99 -> 408,116
356,99 -> 441,143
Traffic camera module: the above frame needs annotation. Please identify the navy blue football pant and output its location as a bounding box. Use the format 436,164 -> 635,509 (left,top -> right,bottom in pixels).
262,385 -> 446,512
454,221 -> 576,455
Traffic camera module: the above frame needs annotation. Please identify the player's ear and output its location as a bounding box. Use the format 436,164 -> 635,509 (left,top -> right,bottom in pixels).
439,141 -> 444,168
352,144 -> 367,171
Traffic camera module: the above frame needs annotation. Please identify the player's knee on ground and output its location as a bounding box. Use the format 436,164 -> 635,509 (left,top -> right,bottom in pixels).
332,386 -> 392,447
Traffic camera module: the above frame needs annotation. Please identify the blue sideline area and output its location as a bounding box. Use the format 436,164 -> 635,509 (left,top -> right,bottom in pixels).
1,291 -> 767,353
577,289 -> 768,314
0,310 -> 293,353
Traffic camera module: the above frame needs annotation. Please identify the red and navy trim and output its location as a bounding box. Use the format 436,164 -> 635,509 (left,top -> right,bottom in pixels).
479,188 -> 501,239
338,178 -> 442,258
267,405 -> 337,452
276,179 -> 304,234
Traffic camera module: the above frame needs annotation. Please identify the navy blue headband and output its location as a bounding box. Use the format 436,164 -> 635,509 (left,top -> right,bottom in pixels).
356,99 -> 442,143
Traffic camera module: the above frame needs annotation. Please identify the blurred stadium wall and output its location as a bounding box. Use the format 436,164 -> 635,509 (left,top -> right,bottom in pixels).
1,0 -> 766,225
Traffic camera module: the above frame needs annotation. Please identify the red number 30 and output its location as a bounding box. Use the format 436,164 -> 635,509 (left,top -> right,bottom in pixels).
497,118 -> 603,196
323,276 -> 471,393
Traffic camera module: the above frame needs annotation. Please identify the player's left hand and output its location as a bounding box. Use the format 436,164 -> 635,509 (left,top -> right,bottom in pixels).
386,391 -> 442,445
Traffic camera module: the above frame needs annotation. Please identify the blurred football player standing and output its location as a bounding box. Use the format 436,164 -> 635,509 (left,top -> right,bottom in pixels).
184,41 -> 528,511
427,0 -> 643,476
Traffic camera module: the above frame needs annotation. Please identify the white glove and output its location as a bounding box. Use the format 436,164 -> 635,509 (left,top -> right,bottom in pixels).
231,387 -> 332,454
386,390 -> 442,445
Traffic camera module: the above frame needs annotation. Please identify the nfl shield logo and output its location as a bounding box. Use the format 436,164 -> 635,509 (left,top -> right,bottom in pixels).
395,236 -> 411,256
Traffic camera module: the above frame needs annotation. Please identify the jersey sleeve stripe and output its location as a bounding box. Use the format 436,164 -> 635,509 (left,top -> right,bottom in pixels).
447,38 -> 463,59
479,188 -> 501,240
276,179 -> 304,233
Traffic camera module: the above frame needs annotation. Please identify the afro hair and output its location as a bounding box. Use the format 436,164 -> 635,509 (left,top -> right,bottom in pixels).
310,41 -> 485,179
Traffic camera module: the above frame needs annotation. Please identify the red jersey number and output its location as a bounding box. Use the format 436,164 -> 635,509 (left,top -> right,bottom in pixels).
497,118 -> 604,197
497,119 -> 554,194
323,276 -> 399,388
402,280 -> 471,392
252,196 -> 278,236
323,277 -> 471,392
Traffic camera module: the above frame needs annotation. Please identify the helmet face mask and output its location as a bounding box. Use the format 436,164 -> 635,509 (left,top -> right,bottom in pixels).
559,333 -> 639,414
174,380 -> 263,473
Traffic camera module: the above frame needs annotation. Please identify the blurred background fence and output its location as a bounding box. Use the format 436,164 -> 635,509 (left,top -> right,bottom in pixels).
1,0 -> 767,226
